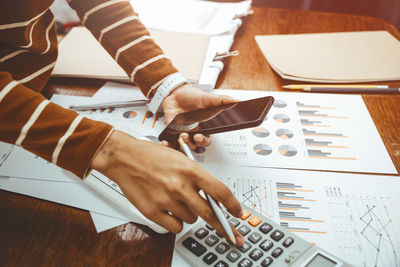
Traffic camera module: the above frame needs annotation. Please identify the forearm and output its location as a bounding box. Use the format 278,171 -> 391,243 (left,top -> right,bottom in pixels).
0,71 -> 113,178
67,0 -> 179,98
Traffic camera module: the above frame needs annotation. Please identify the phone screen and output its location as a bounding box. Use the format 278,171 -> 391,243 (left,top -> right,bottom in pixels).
158,96 -> 274,143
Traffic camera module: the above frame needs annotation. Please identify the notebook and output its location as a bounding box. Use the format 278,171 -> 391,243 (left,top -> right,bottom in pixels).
255,31 -> 400,83
52,27 -> 210,83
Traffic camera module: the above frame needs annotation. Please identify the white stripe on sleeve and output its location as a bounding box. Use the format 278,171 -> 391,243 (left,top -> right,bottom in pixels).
18,61 -> 56,84
15,100 -> 50,146
52,115 -> 84,164
0,9 -> 47,30
130,55 -> 166,82
0,81 -> 19,102
82,0 -> 128,25
19,19 -> 40,49
99,15 -> 138,43
41,19 -> 56,54
115,35 -> 152,62
0,50 -> 28,63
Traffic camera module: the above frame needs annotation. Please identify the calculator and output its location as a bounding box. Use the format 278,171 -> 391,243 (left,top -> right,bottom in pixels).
176,205 -> 352,267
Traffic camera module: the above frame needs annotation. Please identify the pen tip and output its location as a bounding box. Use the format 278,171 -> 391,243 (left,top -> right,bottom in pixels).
230,235 -> 236,245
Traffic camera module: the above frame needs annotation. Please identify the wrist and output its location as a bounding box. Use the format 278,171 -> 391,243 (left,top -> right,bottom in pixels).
90,130 -> 138,175
148,72 -> 189,113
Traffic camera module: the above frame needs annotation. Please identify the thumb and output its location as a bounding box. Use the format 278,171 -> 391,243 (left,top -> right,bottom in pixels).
201,93 -> 239,108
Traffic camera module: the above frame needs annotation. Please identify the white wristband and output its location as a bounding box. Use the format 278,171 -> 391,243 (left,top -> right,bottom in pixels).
148,73 -> 189,113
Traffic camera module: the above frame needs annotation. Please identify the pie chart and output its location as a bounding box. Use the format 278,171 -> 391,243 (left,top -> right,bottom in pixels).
253,144 -> 273,156
252,127 -> 270,138
278,145 -> 297,157
273,114 -> 290,123
276,129 -> 294,139
123,111 -> 137,119
273,99 -> 287,108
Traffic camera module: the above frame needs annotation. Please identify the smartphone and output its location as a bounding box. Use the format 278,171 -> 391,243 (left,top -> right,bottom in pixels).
158,96 -> 274,144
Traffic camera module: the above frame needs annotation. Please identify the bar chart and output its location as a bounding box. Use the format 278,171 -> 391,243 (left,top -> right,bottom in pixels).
196,89 -> 397,173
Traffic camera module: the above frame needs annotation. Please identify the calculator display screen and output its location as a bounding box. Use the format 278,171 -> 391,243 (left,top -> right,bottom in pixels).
306,253 -> 337,267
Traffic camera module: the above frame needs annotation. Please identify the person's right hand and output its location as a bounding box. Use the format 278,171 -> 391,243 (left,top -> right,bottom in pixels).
90,130 -> 245,246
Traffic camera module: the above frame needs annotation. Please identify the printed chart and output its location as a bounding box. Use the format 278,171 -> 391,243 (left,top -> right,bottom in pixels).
195,89 -> 396,174
202,163 -> 400,267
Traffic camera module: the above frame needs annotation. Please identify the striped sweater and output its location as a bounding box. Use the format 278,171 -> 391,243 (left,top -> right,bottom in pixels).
0,0 -> 179,178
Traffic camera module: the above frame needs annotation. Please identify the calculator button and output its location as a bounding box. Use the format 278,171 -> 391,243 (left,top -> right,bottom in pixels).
195,228 -> 209,239
248,216 -> 262,227
216,242 -> 230,254
182,237 -> 207,257
238,258 -> 253,267
226,249 -> 241,262
229,218 -> 240,227
203,252 -> 218,265
215,232 -> 223,237
249,248 -> 263,261
205,235 -> 220,246
270,230 -> 285,241
206,224 -> 214,230
271,247 -> 283,258
261,257 -> 273,266
259,240 -> 273,252
259,223 -> 273,234
241,210 -> 251,220
283,237 -> 294,247
214,260 -> 229,267
238,241 -> 252,252
238,225 -> 251,236
248,232 -> 262,243
223,212 -> 230,219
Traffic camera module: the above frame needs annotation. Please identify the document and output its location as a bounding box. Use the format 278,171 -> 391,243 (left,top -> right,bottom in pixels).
194,89 -> 397,174
256,31 -> 400,83
53,27 -> 210,84
196,163 -> 400,267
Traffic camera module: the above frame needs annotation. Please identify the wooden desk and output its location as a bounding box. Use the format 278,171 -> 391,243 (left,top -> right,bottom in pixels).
1,7 -> 399,266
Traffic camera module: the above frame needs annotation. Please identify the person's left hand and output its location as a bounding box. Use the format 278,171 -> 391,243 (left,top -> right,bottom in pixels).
161,84 -> 238,149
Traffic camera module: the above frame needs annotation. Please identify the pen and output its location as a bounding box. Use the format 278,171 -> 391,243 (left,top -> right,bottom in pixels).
69,99 -> 149,111
303,87 -> 400,94
283,84 -> 389,90
177,138 -> 237,245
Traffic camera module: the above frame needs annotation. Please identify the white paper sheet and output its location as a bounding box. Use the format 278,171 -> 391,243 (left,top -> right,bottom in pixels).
89,211 -> 130,233
0,176 -> 129,220
130,0 -> 251,35
190,163 -> 400,267
193,89 -> 397,174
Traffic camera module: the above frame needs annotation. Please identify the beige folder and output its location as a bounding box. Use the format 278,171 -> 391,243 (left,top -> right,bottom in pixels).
255,31 -> 400,83
52,27 -> 210,83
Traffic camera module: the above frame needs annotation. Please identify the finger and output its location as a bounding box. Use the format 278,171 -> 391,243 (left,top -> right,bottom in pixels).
161,140 -> 170,147
194,169 -> 242,218
149,211 -> 184,234
183,189 -> 243,246
193,134 -> 211,147
201,93 -> 239,108
179,133 -> 197,150
167,201 -> 198,224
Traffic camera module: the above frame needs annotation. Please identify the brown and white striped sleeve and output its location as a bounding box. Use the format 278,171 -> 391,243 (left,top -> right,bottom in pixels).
0,0 -> 180,179
0,72 -> 113,178
0,1 -> 113,178
67,0 -> 180,98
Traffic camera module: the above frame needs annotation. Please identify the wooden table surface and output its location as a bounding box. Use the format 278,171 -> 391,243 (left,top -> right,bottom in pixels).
1,6 -> 400,267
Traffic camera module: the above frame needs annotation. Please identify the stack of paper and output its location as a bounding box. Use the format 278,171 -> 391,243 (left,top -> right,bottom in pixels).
255,31 -> 400,83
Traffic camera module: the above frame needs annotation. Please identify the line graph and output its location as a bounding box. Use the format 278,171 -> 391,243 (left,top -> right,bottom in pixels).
325,186 -> 400,267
